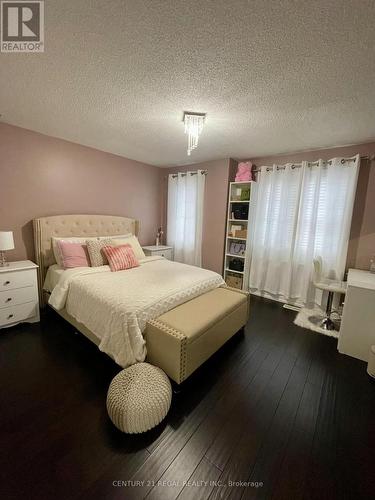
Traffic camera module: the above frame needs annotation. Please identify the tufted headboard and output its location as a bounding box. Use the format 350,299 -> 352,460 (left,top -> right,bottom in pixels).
33,214 -> 139,306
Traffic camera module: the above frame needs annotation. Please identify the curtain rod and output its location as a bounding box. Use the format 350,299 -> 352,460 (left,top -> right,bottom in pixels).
170,169 -> 208,178
252,154 -> 375,173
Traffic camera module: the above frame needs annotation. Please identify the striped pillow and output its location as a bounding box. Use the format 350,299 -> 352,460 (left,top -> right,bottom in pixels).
102,244 -> 139,272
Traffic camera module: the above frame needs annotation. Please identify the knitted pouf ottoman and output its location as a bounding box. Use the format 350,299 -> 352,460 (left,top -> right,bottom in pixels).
106,362 -> 172,434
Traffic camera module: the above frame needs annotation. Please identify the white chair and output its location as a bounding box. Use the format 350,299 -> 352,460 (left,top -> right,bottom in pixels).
310,257 -> 347,331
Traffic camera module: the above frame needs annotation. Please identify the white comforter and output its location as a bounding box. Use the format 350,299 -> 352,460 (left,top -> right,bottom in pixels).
49,257 -> 224,367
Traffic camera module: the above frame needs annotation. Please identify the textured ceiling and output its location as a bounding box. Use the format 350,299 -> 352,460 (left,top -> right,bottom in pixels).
1,0 -> 375,167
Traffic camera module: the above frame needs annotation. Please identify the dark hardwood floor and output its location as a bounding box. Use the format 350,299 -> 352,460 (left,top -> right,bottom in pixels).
1,296 -> 374,500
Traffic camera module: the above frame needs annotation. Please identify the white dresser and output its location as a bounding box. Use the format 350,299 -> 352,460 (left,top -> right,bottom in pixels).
0,261 -> 40,329
142,245 -> 174,260
338,269 -> 375,362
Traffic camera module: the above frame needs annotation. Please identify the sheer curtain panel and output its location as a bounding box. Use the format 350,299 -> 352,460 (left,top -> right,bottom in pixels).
167,170 -> 205,266
249,155 -> 360,305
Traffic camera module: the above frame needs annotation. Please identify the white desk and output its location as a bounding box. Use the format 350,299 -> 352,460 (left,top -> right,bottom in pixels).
338,269 -> 375,362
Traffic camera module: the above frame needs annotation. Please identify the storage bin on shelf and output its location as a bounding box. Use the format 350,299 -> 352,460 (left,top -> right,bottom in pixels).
225,273 -> 243,289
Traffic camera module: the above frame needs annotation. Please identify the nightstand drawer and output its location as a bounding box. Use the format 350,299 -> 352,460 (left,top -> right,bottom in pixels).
0,287 -> 37,309
153,249 -> 173,260
142,246 -> 174,260
0,269 -> 36,290
0,302 -> 38,326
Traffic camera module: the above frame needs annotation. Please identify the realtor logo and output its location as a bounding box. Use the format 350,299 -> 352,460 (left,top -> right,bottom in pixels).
1,1 -> 44,52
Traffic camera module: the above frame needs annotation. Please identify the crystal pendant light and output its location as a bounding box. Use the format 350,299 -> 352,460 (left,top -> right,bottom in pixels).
183,112 -> 206,156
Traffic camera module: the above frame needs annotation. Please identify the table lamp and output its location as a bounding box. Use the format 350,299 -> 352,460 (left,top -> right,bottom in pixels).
0,231 -> 15,267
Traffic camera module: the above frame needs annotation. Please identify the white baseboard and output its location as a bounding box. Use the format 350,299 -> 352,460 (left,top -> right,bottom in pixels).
282,303 -> 301,312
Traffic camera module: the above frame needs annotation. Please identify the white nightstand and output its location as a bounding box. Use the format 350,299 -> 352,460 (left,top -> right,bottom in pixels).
0,261 -> 40,329
142,245 -> 174,260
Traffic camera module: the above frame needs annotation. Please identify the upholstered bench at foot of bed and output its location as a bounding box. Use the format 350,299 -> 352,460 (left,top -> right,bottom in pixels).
145,286 -> 250,384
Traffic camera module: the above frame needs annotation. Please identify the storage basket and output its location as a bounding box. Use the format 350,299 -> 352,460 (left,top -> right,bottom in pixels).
233,229 -> 247,239
225,275 -> 243,289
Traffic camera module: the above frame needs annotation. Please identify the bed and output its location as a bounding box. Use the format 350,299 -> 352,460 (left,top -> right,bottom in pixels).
34,214 -> 139,301
33,214 -> 249,382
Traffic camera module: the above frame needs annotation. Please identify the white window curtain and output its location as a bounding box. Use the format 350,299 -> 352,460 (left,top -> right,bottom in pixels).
167,170 -> 206,266
249,155 -> 360,305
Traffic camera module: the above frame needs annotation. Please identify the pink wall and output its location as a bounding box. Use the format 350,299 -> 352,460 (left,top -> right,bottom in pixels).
161,159 -> 231,274
2,121 -> 373,274
0,123 -> 162,262
245,142 -> 375,270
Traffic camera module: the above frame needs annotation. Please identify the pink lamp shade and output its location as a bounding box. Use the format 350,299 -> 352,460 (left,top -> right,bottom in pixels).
0,231 -> 15,251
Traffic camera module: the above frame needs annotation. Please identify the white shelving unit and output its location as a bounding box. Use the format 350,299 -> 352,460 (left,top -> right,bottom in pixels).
223,181 -> 255,290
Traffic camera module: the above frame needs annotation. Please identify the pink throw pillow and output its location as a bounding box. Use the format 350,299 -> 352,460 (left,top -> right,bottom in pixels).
57,240 -> 90,269
102,244 -> 139,272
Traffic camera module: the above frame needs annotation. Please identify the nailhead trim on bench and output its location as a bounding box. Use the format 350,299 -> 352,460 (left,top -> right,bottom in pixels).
147,319 -> 188,382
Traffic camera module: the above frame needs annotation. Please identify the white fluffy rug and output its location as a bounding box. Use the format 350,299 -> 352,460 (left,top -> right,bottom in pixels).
294,305 -> 340,339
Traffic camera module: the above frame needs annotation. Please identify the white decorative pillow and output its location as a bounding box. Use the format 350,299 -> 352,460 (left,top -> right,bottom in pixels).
52,236 -> 98,267
98,233 -> 132,241
109,235 -> 146,260
86,238 -> 112,267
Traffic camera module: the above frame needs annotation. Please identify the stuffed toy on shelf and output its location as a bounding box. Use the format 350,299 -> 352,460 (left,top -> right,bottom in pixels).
235,161 -> 253,182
